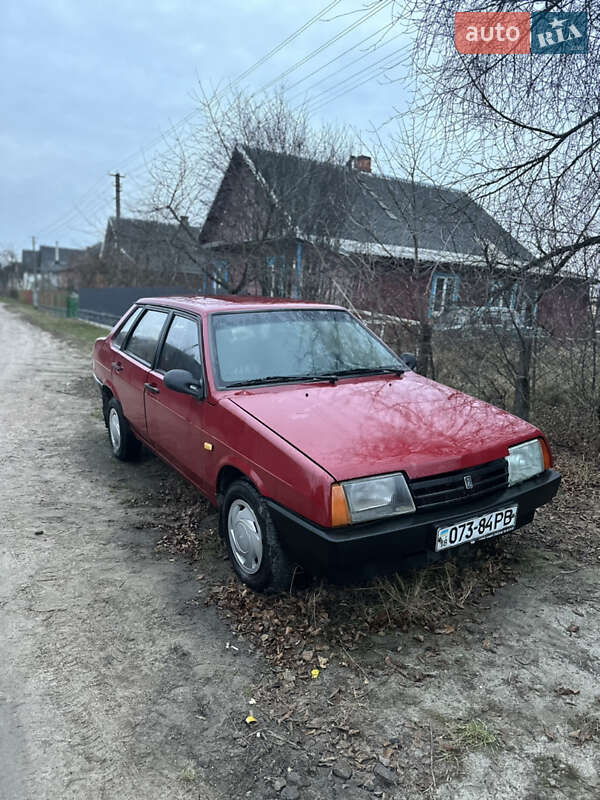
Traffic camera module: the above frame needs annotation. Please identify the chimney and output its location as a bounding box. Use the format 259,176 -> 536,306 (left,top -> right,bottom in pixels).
354,154 -> 372,173
180,215 -> 189,227
55,242 -> 60,263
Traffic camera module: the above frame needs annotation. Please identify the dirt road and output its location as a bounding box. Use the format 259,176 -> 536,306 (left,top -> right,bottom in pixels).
0,306 -> 258,800
1,302 -> 599,800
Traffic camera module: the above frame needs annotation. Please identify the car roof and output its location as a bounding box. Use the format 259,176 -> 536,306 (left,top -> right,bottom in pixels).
135,295 -> 346,315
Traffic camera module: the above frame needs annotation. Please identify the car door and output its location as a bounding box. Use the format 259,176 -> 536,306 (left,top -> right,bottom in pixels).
145,312 -> 210,489
111,307 -> 170,438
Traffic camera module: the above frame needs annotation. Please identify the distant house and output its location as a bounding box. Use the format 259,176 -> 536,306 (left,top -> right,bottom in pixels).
21,249 -> 38,289
199,146 -> 589,335
0,255 -> 22,293
20,245 -> 84,289
98,216 -> 206,287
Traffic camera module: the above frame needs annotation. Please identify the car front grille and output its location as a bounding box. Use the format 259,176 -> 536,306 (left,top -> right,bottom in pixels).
409,459 -> 509,512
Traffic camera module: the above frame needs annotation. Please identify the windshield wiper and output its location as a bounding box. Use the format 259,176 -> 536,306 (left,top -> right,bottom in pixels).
225,374 -> 339,388
324,366 -> 406,379
225,366 -> 406,388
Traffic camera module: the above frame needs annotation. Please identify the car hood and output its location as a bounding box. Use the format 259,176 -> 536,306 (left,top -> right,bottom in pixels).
228,372 -> 541,481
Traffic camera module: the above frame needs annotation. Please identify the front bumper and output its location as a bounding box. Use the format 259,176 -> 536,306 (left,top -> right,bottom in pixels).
268,469 -> 560,576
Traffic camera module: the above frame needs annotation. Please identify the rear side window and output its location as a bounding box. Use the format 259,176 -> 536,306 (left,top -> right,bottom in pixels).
113,307 -> 143,349
125,309 -> 169,364
157,315 -> 202,377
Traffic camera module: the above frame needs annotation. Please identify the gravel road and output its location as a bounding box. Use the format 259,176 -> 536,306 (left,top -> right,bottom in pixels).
0,305 -> 260,800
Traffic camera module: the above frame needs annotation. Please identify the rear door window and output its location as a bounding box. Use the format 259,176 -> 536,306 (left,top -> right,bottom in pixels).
125,309 -> 169,365
113,307 -> 143,349
156,315 -> 202,377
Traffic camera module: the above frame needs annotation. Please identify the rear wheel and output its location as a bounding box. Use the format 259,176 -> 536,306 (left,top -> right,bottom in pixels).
106,397 -> 141,461
221,479 -> 295,593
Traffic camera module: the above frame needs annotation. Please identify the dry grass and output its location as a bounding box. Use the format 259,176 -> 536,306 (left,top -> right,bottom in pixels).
373,559 -> 482,628
526,447 -> 600,564
207,548 -> 518,673
1,298 -> 104,352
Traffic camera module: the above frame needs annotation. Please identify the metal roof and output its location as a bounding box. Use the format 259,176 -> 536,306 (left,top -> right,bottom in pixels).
241,146 -> 531,263
101,217 -> 204,274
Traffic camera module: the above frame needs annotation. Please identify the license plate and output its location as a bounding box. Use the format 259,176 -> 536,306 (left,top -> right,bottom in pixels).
435,505 -> 518,552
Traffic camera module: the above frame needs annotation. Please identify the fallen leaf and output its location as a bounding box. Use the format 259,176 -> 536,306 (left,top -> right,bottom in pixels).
245,715 -> 257,725
555,687 -> 580,696
248,698 -> 256,705
311,669 -> 320,679
434,625 -> 455,635
302,649 -> 314,662
318,655 -> 329,669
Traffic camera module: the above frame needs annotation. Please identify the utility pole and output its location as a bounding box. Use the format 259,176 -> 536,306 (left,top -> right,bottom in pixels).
109,172 -> 124,220
31,235 -> 39,300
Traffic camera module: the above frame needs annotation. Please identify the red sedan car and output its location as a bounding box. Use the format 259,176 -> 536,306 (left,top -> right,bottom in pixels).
92,295 -> 560,591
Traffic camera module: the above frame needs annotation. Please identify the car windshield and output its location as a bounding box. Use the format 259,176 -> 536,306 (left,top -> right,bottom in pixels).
211,309 -> 405,387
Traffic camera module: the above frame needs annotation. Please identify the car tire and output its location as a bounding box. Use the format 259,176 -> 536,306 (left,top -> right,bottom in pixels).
221,479 -> 295,593
106,397 -> 141,461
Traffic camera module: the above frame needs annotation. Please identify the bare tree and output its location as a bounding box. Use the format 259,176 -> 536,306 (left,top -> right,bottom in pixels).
361,1 -> 599,422
0,248 -> 20,295
347,118 -> 531,380
146,88 -> 356,296
390,0 -> 600,261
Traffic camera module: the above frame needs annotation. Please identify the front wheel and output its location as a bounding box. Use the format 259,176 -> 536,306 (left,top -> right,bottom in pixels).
106,397 -> 141,461
220,480 -> 295,593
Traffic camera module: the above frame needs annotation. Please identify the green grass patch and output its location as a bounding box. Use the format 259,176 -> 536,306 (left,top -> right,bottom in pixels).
1,298 -> 105,353
452,719 -> 497,750
180,765 -> 197,783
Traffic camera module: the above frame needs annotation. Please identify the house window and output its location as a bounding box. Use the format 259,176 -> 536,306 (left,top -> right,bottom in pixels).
431,274 -> 459,315
516,287 -> 537,325
488,279 -> 516,309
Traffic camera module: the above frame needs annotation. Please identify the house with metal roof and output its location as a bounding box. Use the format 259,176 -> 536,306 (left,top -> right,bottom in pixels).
198,145 -> 588,335
20,245 -> 84,289
99,216 -> 206,286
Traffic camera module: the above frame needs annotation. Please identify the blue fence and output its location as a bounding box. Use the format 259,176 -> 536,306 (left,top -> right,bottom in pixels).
78,287 -> 195,327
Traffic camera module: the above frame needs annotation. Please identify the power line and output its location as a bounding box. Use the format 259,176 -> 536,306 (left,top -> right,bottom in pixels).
119,0 -> 391,171
309,53 -> 407,113
300,42 -> 409,113
232,0 -> 343,85
33,0 -> 345,240
33,0 -> 394,243
252,0 -> 393,97
284,19 -> 396,96
289,31 -> 405,106
34,176 -> 110,238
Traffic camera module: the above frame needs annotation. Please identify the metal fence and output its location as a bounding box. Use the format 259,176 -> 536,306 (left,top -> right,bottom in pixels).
77,287 -> 194,327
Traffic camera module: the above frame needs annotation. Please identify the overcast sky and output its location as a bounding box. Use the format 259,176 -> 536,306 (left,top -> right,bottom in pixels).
2,0 -> 408,256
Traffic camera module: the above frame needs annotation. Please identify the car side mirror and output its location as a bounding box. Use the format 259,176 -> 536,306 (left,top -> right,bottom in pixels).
401,352 -> 417,371
164,369 -> 204,399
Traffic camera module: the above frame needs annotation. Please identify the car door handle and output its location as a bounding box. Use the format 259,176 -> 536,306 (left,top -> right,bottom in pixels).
144,382 -> 160,394
111,361 -> 123,373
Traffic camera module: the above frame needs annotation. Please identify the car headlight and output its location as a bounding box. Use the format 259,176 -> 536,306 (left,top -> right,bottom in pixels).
340,473 -> 416,524
506,439 -> 545,487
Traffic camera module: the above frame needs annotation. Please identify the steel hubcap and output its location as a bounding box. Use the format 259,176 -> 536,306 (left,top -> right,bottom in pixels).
228,500 -> 263,575
108,408 -> 121,452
